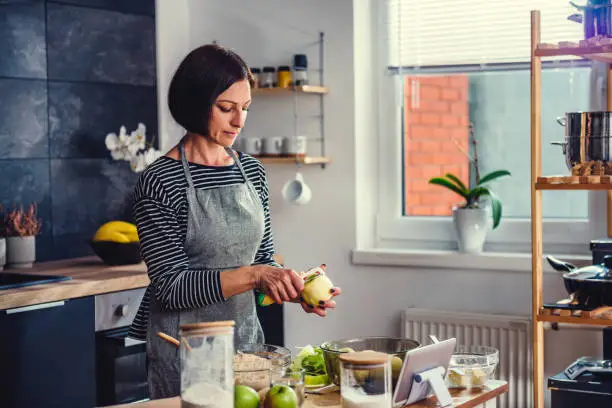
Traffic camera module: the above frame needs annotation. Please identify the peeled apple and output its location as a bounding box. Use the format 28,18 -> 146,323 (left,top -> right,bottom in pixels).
259,264 -> 334,307
93,221 -> 139,243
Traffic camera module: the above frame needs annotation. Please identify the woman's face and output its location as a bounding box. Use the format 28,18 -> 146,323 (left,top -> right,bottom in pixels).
208,79 -> 251,147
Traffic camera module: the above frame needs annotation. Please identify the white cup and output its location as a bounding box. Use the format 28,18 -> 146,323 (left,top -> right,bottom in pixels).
282,136 -> 307,156
242,138 -> 263,155
262,137 -> 284,156
281,172 -> 312,205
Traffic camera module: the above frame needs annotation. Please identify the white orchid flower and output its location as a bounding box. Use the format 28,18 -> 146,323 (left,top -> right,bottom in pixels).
130,152 -> 147,173
144,147 -> 162,166
111,148 -> 126,161
105,133 -> 119,150
118,126 -> 128,144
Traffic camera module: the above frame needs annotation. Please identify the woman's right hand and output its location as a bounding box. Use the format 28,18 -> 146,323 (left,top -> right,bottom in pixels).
251,265 -> 304,304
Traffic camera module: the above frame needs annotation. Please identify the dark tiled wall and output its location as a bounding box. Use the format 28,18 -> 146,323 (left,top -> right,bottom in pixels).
0,0 -> 157,261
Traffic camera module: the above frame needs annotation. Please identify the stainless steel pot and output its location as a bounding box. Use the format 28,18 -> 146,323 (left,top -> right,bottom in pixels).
552,111 -> 612,170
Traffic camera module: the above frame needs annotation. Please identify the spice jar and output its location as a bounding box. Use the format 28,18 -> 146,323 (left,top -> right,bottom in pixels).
250,67 -> 261,88
179,320 -> 235,408
261,66 -> 276,88
277,66 -> 292,88
339,351 -> 392,408
292,54 -> 308,86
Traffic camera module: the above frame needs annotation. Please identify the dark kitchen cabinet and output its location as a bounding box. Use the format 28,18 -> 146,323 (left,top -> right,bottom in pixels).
0,296 -> 96,408
257,303 -> 285,347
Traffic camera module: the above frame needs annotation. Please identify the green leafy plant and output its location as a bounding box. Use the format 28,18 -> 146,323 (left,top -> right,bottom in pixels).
428,124 -> 511,229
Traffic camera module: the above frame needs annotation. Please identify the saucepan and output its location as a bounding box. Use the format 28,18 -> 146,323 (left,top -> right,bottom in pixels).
551,111 -> 612,170
546,255 -> 612,306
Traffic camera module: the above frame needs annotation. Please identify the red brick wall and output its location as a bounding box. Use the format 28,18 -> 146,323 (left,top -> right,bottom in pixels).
404,76 -> 470,216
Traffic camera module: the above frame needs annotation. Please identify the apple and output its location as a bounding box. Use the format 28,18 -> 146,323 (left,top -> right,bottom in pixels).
235,385 -> 260,408
264,384 -> 298,408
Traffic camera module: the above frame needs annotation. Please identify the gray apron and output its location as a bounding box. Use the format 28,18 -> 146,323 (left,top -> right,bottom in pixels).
146,142 -> 265,399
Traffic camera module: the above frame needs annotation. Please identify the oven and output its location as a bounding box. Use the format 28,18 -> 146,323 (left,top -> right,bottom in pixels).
95,288 -> 149,406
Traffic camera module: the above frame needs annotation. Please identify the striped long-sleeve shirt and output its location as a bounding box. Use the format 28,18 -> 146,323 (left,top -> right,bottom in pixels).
127,151 -> 278,340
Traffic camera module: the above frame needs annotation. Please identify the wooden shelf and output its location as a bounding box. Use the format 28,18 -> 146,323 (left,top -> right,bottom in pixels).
536,175 -> 612,190
252,85 -> 329,95
536,42 -> 612,64
253,155 -> 331,165
538,309 -> 612,327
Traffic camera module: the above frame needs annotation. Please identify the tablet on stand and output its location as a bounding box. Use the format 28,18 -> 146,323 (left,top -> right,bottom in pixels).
392,337 -> 457,408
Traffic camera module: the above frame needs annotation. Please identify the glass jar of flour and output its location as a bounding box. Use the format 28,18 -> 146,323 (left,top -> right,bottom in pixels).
339,351 -> 392,408
179,320 -> 235,408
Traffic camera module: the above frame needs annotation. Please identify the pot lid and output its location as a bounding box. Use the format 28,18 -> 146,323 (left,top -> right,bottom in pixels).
565,257 -> 612,281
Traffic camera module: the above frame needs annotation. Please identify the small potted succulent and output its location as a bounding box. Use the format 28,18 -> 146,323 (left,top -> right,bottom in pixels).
428,124 -> 511,253
4,203 -> 42,268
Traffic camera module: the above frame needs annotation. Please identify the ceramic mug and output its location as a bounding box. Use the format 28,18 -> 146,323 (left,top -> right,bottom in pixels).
242,138 -> 263,155
281,172 -> 312,205
282,136 -> 307,156
262,137 -> 284,156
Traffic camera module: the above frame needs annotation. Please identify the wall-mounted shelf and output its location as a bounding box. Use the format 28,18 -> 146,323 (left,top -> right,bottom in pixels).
252,85 -> 329,95
253,156 -> 331,165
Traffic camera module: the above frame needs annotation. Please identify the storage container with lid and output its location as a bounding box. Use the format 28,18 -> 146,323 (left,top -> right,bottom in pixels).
292,54 -> 309,86
261,66 -> 276,88
338,351 -> 392,408
179,320 -> 235,408
250,67 -> 261,88
277,66 -> 292,88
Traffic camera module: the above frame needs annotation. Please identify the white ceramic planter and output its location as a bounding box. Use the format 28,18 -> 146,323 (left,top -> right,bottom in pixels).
6,235 -> 36,268
452,207 -> 489,253
0,238 -> 5,271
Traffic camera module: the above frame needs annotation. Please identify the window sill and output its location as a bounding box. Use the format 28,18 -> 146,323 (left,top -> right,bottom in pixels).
351,248 -> 592,273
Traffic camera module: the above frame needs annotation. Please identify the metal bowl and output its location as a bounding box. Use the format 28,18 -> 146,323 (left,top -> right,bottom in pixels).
320,336 -> 421,386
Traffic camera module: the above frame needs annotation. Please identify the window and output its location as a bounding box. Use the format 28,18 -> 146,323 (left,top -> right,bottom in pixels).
374,1 -> 597,254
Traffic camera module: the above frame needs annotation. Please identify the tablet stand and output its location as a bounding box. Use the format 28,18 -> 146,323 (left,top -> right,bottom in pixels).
406,366 -> 453,407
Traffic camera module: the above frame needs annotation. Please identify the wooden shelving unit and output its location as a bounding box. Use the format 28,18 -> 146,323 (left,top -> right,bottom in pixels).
253,155 -> 331,165
530,10 -> 612,408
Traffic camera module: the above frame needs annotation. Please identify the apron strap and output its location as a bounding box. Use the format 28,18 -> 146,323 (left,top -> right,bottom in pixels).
179,141 -> 195,190
225,147 -> 249,183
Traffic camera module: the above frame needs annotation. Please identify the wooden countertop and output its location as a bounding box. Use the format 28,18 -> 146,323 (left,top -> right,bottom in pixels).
110,380 -> 508,408
0,256 -> 149,310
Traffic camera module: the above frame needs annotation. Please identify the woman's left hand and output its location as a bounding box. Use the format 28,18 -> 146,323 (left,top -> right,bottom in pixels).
297,287 -> 342,317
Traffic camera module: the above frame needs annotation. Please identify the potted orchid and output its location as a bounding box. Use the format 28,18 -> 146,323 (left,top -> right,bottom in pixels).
428,124 -> 511,253
105,123 -> 162,173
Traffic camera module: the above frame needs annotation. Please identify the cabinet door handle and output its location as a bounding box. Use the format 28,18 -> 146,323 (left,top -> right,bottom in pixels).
5,300 -> 66,315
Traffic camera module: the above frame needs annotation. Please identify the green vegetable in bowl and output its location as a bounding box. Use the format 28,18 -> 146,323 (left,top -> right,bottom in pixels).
291,345 -> 329,387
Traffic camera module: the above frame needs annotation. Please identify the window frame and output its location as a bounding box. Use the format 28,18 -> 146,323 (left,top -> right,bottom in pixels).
371,1 -> 598,256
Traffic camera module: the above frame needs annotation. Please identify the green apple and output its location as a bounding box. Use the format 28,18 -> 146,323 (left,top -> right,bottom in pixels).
235,385 -> 260,408
264,384 -> 298,408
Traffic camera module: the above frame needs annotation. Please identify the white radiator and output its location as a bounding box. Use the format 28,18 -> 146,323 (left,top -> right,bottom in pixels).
401,308 -> 532,408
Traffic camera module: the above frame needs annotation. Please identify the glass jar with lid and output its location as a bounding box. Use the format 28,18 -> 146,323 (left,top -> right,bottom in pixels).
339,351 -> 392,408
261,66 -> 276,88
179,320 -> 235,408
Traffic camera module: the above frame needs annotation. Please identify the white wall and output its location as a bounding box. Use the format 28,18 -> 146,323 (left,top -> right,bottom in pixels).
156,1 -> 602,404
155,0 -> 189,153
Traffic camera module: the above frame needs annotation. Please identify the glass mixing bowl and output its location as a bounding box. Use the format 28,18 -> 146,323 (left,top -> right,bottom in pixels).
446,345 -> 499,389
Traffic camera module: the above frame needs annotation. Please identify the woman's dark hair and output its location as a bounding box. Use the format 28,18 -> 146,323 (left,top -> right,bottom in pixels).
168,44 -> 254,135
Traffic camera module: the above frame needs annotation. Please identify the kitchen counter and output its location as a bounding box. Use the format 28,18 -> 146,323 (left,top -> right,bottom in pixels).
109,380 -> 508,408
0,256 -> 148,310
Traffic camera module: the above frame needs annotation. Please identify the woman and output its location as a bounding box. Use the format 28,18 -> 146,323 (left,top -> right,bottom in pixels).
128,44 -> 341,399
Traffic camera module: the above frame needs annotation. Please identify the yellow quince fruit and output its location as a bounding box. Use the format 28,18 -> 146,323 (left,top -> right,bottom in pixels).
93,221 -> 139,243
